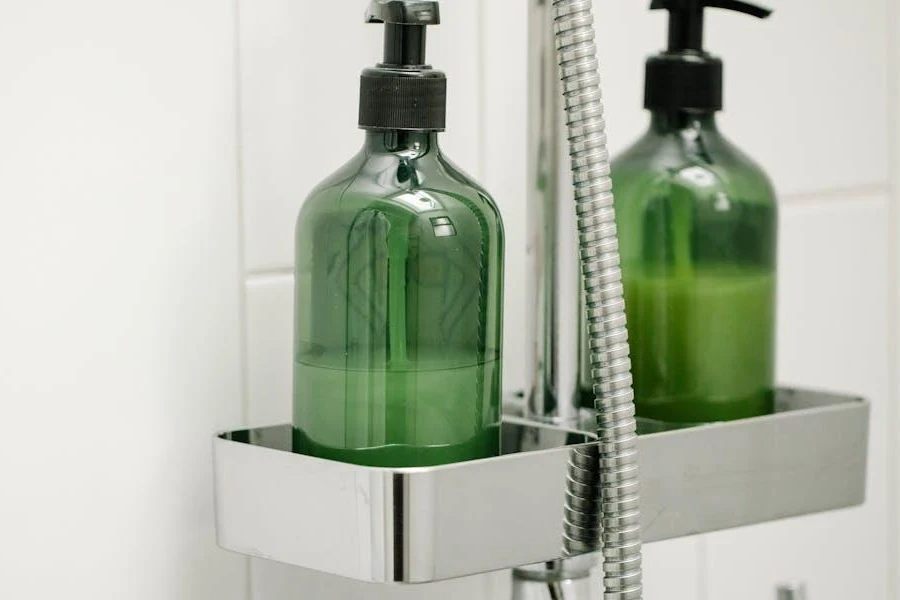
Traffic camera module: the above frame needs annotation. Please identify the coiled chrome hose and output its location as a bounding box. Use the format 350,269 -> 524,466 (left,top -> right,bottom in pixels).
552,1 -> 643,598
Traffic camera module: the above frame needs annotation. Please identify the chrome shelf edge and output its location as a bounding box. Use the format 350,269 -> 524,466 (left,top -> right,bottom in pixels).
212,388 -> 869,584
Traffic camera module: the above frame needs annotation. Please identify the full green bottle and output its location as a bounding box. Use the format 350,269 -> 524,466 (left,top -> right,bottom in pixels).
579,0 -> 778,424
292,2 -> 504,467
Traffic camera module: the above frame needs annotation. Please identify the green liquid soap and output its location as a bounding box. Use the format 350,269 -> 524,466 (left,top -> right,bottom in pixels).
625,268 -> 775,423
293,354 -> 501,467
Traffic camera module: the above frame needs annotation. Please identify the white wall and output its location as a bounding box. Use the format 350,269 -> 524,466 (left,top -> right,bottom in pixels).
0,2 -> 248,599
1,0 -> 895,599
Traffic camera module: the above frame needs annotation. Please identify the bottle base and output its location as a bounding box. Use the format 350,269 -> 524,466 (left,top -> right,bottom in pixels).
292,427 -> 501,468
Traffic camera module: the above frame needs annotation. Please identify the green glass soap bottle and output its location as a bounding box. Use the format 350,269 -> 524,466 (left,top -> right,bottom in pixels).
292,1 -> 504,467
579,0 -> 778,424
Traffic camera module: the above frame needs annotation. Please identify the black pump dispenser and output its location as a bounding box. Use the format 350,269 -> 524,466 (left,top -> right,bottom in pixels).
644,0 -> 772,112
359,0 -> 446,131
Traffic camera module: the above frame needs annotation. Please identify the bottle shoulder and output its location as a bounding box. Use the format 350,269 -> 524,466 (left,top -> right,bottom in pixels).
612,127 -> 777,204
299,149 -> 503,232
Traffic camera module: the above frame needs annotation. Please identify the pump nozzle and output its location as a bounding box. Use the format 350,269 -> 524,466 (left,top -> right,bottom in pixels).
650,0 -> 771,52
365,0 -> 440,25
366,0 -> 441,66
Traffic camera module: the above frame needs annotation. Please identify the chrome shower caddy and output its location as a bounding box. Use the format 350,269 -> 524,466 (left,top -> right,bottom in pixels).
213,388 -> 869,584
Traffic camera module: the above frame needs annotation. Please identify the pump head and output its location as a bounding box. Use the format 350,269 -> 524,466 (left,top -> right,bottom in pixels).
366,0 -> 440,67
359,0 -> 446,131
644,0 -> 772,112
650,0 -> 771,52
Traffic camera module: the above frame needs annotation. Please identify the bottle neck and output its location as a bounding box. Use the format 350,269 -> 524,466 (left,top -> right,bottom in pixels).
649,110 -> 719,134
364,130 -> 440,157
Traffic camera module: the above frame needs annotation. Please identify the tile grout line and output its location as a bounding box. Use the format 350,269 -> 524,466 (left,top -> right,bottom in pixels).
230,0 -> 254,598
780,183 -> 890,206
884,0 -> 899,596
476,0 -> 487,181
232,0 -> 250,433
246,266 -> 294,283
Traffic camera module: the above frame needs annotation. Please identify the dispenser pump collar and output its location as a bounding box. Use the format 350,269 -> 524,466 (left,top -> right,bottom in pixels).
644,0 -> 772,112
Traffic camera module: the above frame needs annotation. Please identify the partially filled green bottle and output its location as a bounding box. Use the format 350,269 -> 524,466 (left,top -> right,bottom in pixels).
292,2 -> 504,467
580,0 -> 778,424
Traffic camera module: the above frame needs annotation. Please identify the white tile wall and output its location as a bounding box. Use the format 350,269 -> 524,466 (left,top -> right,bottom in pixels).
891,5 -> 900,598
641,539 -> 704,599
482,0 -> 529,393
712,0 -> 890,195
0,1 -> 247,599
246,275 -> 293,427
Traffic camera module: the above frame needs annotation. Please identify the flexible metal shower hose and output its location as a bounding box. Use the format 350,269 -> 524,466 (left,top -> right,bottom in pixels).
551,1 -> 643,598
